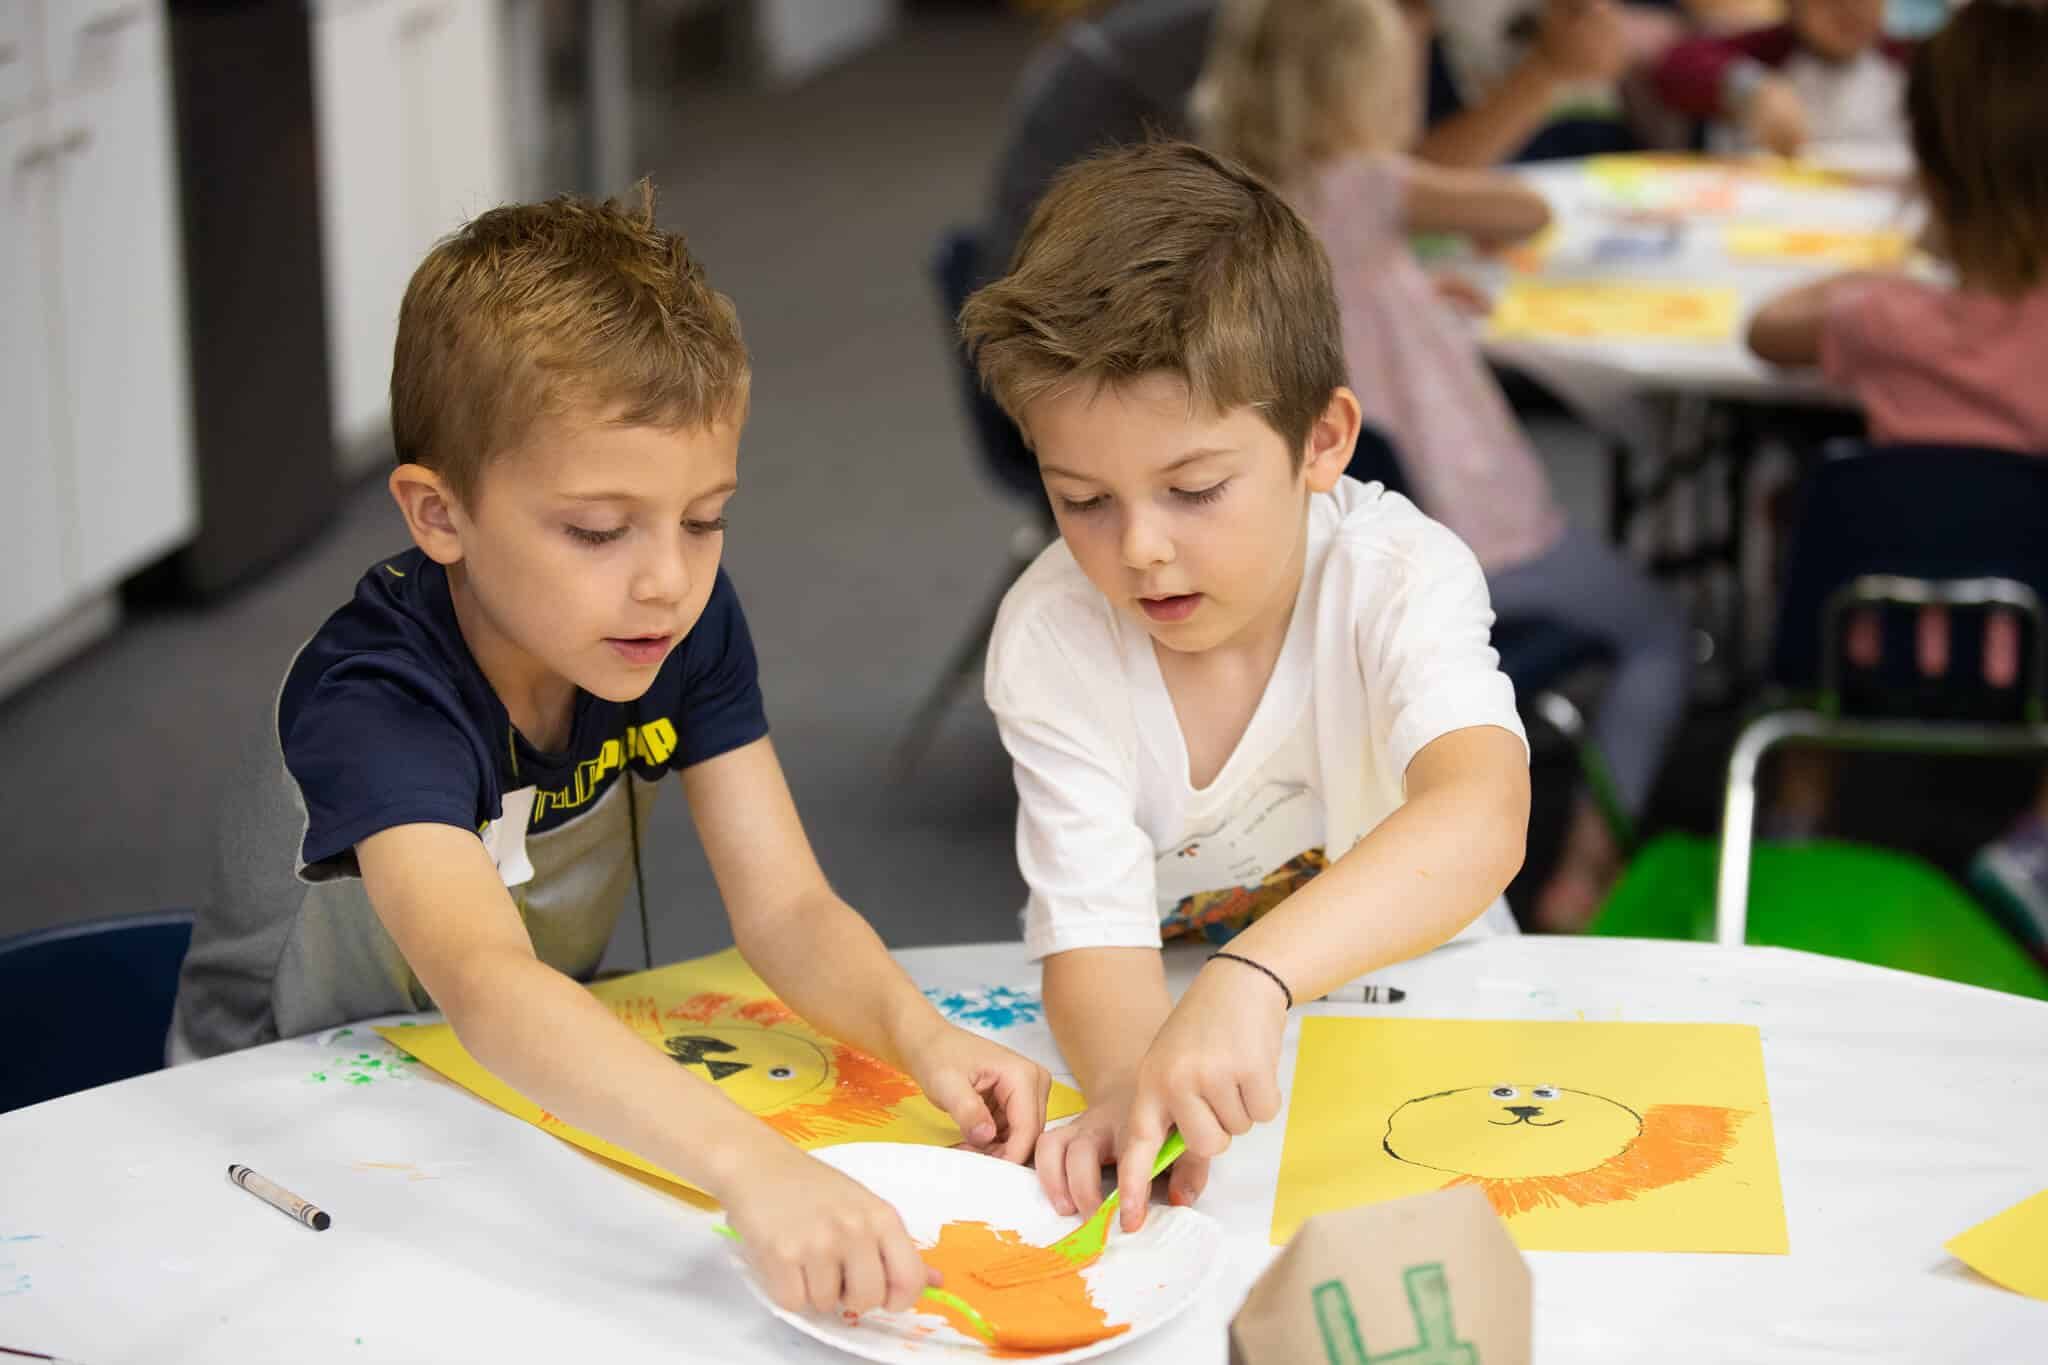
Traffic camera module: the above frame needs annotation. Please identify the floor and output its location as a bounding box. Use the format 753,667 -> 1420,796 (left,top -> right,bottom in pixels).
2,3 -> 2036,962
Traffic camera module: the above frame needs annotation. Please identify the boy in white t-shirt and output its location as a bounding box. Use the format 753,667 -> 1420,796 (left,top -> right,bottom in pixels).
959,141 -> 1531,1229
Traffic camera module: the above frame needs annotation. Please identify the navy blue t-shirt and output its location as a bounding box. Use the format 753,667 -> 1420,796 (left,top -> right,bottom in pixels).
279,548 -> 769,877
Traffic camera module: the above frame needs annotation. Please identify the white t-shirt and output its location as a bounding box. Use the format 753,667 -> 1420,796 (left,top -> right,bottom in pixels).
986,477 -> 1527,961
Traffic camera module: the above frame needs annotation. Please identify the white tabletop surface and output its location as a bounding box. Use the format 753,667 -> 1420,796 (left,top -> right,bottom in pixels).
1472,157 -> 1924,448
2,935 -> 2044,1362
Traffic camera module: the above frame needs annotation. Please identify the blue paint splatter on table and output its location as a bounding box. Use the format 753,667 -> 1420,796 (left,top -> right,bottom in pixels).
923,985 -> 1043,1030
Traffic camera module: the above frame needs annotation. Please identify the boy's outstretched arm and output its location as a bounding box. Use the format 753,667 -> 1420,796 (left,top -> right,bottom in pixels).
1401,161 -> 1553,247
1112,724 -> 1529,1230
682,737 -> 1052,1161
357,823 -> 936,1316
1033,948 -> 1197,1217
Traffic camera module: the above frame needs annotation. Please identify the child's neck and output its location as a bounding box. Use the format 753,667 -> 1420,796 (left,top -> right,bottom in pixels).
445,564 -> 579,754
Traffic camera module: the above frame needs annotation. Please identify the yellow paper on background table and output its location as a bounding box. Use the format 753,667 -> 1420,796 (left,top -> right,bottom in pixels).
1725,224 -> 1909,268
1947,1188 -> 2048,1300
1488,280 -> 1738,343
377,948 -> 1084,1201
1272,1018 -> 1787,1253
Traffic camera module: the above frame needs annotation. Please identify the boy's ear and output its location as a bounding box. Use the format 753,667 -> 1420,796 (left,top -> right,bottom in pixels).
1301,387 -> 1363,494
388,464 -> 467,566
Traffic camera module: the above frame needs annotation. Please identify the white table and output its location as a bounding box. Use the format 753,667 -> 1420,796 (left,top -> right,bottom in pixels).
2,936 -> 2044,1361
1474,157 -> 1923,451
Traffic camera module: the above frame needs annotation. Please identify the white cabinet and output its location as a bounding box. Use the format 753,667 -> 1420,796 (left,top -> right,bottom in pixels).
47,3 -> 194,590
0,0 -> 194,665
0,107 -> 69,649
312,0 -> 511,472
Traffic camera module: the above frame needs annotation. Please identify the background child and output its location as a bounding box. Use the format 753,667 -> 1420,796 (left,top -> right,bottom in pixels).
1747,0 -> 2048,959
1652,0 -> 1912,161
170,188 -> 1050,1318
962,141 -> 1531,1227
1196,0 -> 1695,929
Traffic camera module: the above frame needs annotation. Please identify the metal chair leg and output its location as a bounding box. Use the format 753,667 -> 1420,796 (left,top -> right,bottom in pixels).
890,526 -> 1051,781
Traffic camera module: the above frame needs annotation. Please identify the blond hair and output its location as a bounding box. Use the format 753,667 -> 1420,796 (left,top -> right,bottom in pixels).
1908,0 -> 2048,295
1191,0 -> 1416,188
959,140 -> 1345,465
391,181 -> 749,505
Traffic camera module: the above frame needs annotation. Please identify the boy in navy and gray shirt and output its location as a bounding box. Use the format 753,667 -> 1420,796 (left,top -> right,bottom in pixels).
172,187 -> 1049,1320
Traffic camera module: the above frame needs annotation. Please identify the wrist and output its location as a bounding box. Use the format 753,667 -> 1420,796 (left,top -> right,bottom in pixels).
1204,950 -> 1294,1014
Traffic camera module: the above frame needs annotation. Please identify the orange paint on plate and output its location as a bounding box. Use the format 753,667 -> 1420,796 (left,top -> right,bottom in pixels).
921,1220 -> 1130,1357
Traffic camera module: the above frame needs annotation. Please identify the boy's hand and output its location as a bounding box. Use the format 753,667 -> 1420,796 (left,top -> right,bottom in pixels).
1033,1090 -> 1214,1219
897,1021 -> 1052,1163
723,1146 -> 937,1316
1113,958 -> 1288,1233
1744,77 -> 1808,158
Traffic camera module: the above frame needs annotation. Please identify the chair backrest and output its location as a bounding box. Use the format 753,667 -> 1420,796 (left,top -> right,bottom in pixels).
1771,441 -> 2048,720
931,228 -> 1043,504
0,911 -> 193,1112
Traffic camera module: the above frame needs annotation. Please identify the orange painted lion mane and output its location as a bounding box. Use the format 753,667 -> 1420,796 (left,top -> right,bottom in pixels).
1447,1104 -> 1748,1218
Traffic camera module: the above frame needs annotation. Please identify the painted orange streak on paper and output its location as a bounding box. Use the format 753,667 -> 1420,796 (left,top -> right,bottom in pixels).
921,1220 -> 1129,1357
1448,1104 -> 1745,1217
667,992 -> 735,1023
763,1044 -> 920,1142
738,999 -> 795,1027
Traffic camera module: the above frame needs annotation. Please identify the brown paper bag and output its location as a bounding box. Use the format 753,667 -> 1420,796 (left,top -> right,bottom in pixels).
1230,1185 -> 1531,1365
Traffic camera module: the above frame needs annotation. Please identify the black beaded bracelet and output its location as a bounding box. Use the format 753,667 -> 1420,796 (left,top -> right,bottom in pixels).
1209,950 -> 1294,1011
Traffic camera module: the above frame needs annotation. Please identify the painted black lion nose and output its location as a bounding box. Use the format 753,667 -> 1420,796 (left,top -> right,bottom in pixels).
1505,1105 -> 1544,1119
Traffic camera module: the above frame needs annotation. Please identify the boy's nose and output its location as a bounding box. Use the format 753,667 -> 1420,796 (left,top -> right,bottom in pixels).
1118,513 -> 1173,569
632,541 -> 691,604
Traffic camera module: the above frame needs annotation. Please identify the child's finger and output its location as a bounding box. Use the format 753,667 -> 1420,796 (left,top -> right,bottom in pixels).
879,1228 -> 931,1314
1065,1132 -> 1109,1215
1033,1126 -> 1074,1208
803,1255 -> 845,1315
1167,1152 -> 1211,1207
993,1069 -> 1048,1164
925,1071 -> 1000,1149
840,1243 -> 887,1315
1242,1067 -> 1283,1125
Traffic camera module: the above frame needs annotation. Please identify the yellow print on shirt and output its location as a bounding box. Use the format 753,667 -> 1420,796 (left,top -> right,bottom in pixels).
530,715 -> 679,821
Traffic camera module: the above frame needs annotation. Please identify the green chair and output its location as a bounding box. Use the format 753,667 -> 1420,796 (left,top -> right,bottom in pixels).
1593,832 -> 2048,999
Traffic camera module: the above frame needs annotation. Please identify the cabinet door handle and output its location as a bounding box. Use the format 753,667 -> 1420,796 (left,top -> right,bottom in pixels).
82,5 -> 147,39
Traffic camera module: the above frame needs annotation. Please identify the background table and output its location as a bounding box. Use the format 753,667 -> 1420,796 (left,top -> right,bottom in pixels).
1476,157 -> 1922,448
2,936 -> 2043,1361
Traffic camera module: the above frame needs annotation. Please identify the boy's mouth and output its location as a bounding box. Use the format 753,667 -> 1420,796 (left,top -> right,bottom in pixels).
1138,593 -> 1202,624
607,634 -> 674,667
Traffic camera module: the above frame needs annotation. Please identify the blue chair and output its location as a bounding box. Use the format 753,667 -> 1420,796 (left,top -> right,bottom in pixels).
0,911 -> 193,1112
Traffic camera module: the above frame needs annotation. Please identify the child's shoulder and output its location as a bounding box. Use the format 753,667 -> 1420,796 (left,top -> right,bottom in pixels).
986,537 -> 1122,689
1315,475 -> 1483,584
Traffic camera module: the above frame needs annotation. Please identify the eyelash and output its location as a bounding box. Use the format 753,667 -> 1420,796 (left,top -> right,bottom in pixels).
1057,482 -> 1230,515
565,518 -> 728,547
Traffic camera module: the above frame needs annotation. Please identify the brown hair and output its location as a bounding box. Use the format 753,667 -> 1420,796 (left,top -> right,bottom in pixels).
391,181 -> 749,505
959,140 -> 1346,465
1907,0 -> 2048,295
1192,0 -> 1417,188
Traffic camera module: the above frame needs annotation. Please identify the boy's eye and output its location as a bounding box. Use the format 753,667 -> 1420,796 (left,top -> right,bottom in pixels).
1173,480 -> 1230,506
567,525 -> 628,546
1057,494 -> 1107,514
685,517 -> 729,536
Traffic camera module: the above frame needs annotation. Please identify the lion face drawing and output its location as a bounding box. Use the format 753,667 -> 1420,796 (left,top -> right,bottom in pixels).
619,992 -> 922,1142
1384,1083 -> 1746,1217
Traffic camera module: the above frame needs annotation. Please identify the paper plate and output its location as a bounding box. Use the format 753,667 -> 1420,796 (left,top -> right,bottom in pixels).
726,1142 -> 1221,1362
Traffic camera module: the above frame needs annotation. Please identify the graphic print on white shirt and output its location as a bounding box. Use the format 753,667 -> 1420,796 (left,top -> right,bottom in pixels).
1154,719 -> 1329,943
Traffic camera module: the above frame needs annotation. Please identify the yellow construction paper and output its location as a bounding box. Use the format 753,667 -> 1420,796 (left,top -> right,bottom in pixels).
1488,280 -> 1738,342
377,948 -> 1084,1200
1726,224 -> 1909,268
1947,1188 -> 2048,1300
1272,1019 -> 1787,1253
